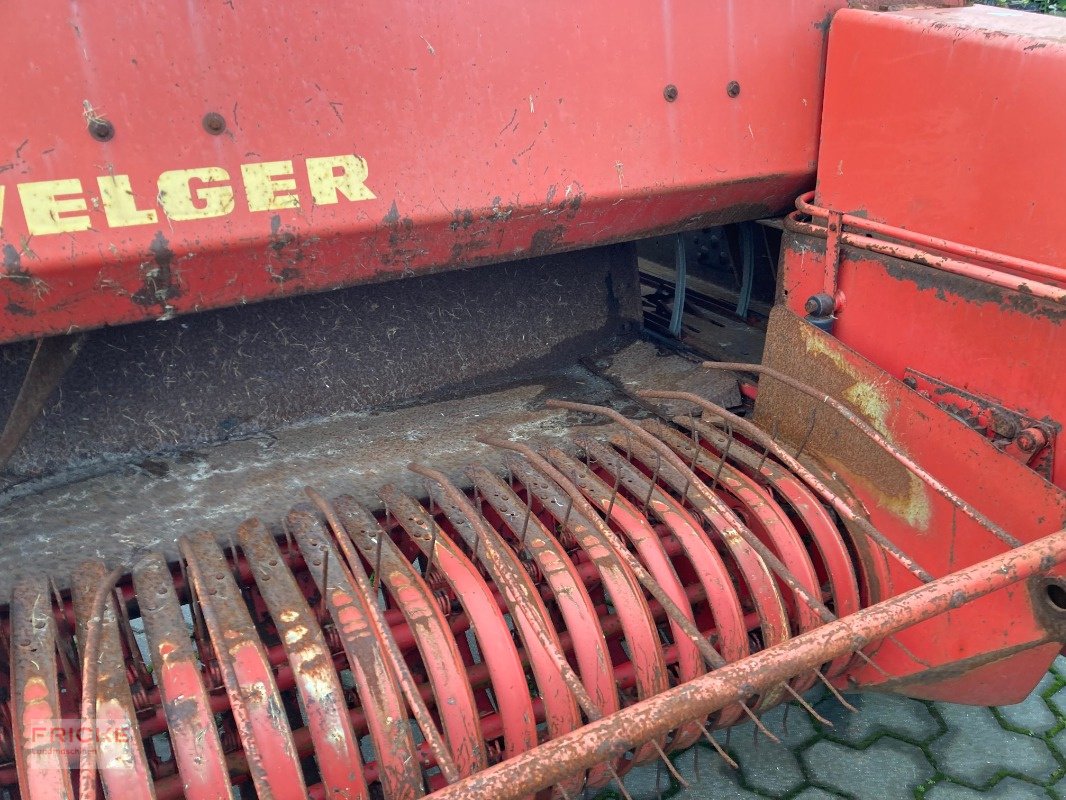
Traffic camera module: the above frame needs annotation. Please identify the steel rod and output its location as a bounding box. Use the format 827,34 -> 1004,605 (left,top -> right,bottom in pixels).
423,528 -> 1066,800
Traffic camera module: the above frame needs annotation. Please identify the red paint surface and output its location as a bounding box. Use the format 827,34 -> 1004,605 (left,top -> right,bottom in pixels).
0,0 -> 841,343
815,6 -> 1066,267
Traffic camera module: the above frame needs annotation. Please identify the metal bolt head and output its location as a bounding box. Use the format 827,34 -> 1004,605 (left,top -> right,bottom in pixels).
202,112 -> 227,135
663,84 -> 679,102
1016,427 -> 1047,454
726,81 -> 741,98
804,292 -> 835,317
88,119 -> 115,142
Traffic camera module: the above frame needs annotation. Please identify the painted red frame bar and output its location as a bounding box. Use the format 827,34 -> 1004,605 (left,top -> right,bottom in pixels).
0,0 -> 843,343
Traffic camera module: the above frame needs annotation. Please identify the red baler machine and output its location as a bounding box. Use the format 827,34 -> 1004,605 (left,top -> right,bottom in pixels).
1,2 -> 1065,798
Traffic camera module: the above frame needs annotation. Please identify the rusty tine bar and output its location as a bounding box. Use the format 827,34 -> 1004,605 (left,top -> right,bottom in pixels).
606,764 -> 635,800
783,685 -> 832,726
606,468 -> 621,521
477,434 -> 780,744
561,496 -> 574,532
305,487 -> 462,785
757,419 -> 779,473
710,423 -> 732,492
632,392 -> 934,583
703,363 -> 1024,549
427,517 -> 440,573
77,565 -> 126,800
697,721 -> 738,769
407,464 -> 604,722
651,741 -> 689,788
795,408 -> 817,461
113,583 -> 152,690
558,400 -> 840,627
423,528 -> 1066,800
565,401 -> 901,685
520,484 -> 534,544
319,549 -> 331,621
817,668 -> 859,712
643,452 -> 661,514
680,428 -> 701,500
176,555 -> 203,640
49,578 -> 79,684
654,416 -> 901,677
373,506 -> 386,591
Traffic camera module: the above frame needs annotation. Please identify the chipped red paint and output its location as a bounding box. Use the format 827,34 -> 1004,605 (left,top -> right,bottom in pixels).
0,0 -> 843,344
815,6 -> 1066,268
5,377 -> 1066,797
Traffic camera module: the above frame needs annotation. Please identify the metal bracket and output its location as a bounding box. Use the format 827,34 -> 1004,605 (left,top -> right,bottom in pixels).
903,367 -> 1058,480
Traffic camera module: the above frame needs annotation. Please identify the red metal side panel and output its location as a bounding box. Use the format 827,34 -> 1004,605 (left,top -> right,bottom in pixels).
782,237 -> 1066,488
0,1 -> 840,344
814,6 -> 1066,266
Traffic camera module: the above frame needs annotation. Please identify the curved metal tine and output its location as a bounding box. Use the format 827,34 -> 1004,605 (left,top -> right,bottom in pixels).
605,764 -> 635,800
477,435 -> 780,745
642,452 -> 661,515
111,581 -> 152,691
697,721 -> 738,769
521,479 -> 534,543
629,392 -> 934,584
816,668 -> 858,713
782,684 -> 832,727
48,577 -> 80,690
681,427 -> 701,499
650,741 -> 689,789
606,467 -> 621,521
77,565 -> 127,800
663,419 -> 906,679
655,415 -> 894,678
648,419 -> 885,687
702,363 -> 1023,549
304,487 -> 461,785
407,463 -> 602,721
709,423 -> 732,492
552,399 -> 898,683
795,408 -> 817,461
374,501 -> 387,590
757,419 -> 779,473
177,554 -> 206,645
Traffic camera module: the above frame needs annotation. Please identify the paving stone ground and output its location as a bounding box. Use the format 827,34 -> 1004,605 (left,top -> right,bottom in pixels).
596,657 -> 1066,800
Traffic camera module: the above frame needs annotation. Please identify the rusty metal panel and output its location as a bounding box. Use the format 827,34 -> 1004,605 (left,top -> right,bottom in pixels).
0,0 -> 841,343
779,229 -> 1066,488
755,306 -> 1066,700
814,5 -> 1066,266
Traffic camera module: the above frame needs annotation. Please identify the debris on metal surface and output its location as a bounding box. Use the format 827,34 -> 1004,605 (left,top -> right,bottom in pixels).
1,2 -> 1065,799
3,318 -> 1065,797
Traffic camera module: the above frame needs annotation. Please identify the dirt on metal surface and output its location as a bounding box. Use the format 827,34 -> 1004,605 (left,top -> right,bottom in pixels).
0,340 -> 737,597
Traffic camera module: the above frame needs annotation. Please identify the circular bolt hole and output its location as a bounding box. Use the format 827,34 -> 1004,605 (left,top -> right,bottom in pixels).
1047,582 -> 1066,612
88,119 -> 115,142
202,112 -> 227,135
726,81 -> 741,98
663,84 -> 678,102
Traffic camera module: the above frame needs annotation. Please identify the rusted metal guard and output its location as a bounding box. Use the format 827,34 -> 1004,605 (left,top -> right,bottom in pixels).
4,373 -> 1066,799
